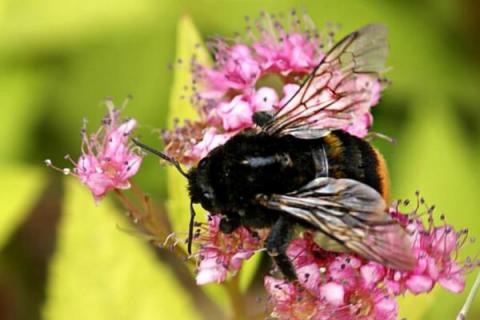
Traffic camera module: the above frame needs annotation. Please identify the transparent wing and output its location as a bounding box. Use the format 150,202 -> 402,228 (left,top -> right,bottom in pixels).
262,24 -> 388,139
257,177 -> 415,270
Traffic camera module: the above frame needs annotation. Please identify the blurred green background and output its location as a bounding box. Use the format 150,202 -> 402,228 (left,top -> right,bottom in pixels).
1,0 -> 479,319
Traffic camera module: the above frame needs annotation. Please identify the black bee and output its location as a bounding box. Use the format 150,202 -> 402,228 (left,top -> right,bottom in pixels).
134,24 -> 414,279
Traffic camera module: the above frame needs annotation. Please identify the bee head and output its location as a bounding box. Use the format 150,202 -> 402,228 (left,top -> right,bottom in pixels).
188,158 -> 216,211
131,138 -> 209,255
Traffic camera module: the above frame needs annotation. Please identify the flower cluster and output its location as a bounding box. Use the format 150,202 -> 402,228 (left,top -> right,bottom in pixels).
163,11 -> 383,164
264,202 -> 477,319
194,215 -> 267,285
192,196 -> 477,319
46,100 -> 143,202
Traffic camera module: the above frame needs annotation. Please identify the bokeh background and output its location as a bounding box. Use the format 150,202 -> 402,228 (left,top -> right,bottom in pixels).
1,0 -> 479,319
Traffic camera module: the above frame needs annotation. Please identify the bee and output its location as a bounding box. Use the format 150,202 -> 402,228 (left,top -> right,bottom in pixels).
134,24 -> 414,279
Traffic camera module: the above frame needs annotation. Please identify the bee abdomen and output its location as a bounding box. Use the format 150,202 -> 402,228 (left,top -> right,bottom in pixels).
322,130 -> 390,201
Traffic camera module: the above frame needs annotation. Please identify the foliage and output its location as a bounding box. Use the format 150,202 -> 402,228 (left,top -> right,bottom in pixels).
43,180 -> 199,320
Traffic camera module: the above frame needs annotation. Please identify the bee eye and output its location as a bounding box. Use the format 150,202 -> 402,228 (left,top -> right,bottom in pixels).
198,159 -> 207,169
203,191 -> 213,200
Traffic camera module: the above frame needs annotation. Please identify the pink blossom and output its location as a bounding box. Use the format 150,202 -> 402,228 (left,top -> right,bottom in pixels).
252,87 -> 279,112
190,128 -> 233,160
347,287 -> 398,320
47,102 -> 142,202
195,215 -> 265,285
201,44 -> 261,98
437,262 -> 465,293
340,75 -> 381,137
328,255 -> 363,291
217,95 -> 254,131
278,83 -> 300,107
343,112 -> 373,138
264,276 -> 321,320
253,32 -> 322,73
404,274 -> 434,294
319,282 -> 345,306
76,117 -> 141,201
382,219 -> 469,295
265,200 -> 476,319
360,262 -> 386,288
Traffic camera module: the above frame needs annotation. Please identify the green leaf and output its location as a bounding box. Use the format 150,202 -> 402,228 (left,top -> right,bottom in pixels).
0,0 -> 161,54
238,253 -> 262,292
43,179 -> 199,320
166,14 -> 211,240
165,15 -> 232,312
0,164 -> 45,250
0,68 -> 51,161
394,97 -> 479,319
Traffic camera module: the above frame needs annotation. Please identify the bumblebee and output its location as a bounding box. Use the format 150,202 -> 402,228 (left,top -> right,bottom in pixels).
134,24 -> 414,279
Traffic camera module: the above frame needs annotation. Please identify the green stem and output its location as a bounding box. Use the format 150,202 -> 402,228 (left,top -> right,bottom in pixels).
457,270 -> 480,320
113,189 -> 194,266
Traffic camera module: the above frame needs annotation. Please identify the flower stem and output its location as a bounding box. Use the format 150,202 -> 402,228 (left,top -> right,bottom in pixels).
113,189 -> 143,220
113,189 -> 195,267
457,270 -> 480,320
223,274 -> 246,320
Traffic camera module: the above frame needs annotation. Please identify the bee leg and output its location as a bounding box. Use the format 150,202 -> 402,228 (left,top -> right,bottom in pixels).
265,216 -> 296,280
219,216 -> 240,234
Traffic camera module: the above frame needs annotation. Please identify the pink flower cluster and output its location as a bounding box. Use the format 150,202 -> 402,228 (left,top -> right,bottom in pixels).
385,209 -> 468,295
264,235 -> 398,320
164,11 -> 382,163
46,100 -> 143,201
192,196 -> 477,318
263,205 -> 476,320
194,215 -> 267,285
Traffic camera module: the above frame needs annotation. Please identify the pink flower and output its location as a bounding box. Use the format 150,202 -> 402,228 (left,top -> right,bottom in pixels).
360,262 -> 386,289
278,83 -> 300,107
252,87 -> 279,112
265,198 -> 476,319
201,44 -> 261,98
218,95 -> 254,131
190,128 -> 233,160
404,274 -> 434,294
253,32 -> 322,73
319,282 -> 345,306
347,286 -> 398,320
383,218 -> 470,295
195,215 -> 265,285
340,75 -> 381,137
344,113 -> 373,138
264,276 -> 320,320
47,101 -> 142,202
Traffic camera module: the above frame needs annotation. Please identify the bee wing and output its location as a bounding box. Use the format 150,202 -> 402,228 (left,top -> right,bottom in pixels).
262,24 -> 388,139
258,177 -> 415,270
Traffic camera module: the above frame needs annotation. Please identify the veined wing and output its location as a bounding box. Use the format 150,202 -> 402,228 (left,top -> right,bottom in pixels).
262,24 -> 388,139
257,177 -> 415,270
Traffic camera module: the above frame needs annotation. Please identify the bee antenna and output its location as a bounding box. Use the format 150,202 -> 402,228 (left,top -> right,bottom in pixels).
188,201 -> 196,255
132,138 -> 188,178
